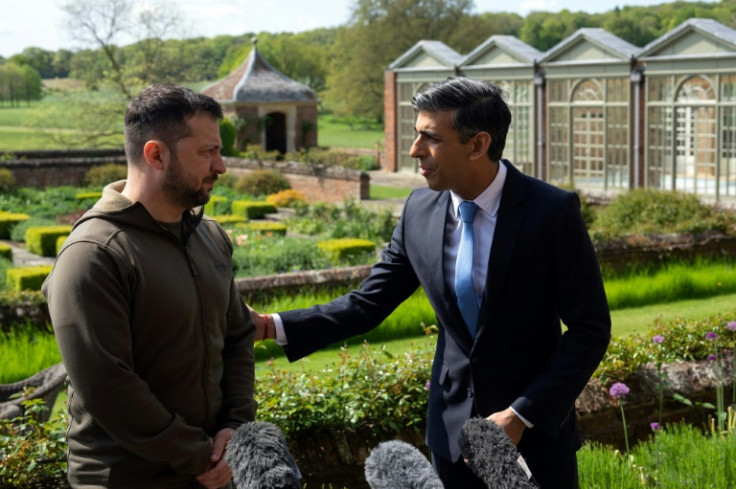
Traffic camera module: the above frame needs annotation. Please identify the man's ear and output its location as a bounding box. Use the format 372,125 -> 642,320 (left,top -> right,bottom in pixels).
142,140 -> 168,171
469,132 -> 492,161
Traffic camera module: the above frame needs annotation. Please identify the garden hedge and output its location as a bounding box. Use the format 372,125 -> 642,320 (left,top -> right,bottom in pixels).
318,238 -> 376,262
6,265 -> 53,292
231,200 -> 278,219
0,212 -> 30,240
204,195 -> 230,215
234,221 -> 287,236
0,243 -> 11,261
24,226 -> 72,257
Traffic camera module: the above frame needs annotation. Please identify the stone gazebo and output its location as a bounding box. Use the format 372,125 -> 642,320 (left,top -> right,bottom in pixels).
203,39 -> 318,153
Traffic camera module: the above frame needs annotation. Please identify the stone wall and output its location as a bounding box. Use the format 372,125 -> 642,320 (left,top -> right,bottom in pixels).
1,152 -> 127,189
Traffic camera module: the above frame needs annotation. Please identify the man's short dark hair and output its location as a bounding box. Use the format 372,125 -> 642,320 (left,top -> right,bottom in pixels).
124,83 -> 223,161
412,77 -> 511,161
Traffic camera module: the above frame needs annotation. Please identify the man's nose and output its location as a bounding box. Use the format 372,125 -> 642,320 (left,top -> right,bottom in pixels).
213,152 -> 226,174
409,137 -> 423,158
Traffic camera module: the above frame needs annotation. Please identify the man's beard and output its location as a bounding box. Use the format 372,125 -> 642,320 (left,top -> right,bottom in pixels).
162,152 -> 216,210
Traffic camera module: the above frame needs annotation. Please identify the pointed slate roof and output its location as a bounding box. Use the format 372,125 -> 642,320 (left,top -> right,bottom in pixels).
540,28 -> 640,63
459,35 -> 542,67
202,39 -> 317,104
388,40 -> 463,69
638,18 -> 736,58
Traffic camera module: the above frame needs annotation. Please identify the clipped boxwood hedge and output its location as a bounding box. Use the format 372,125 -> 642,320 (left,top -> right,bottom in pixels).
0,242 -> 12,260
234,221 -> 287,236
0,211 -> 31,240
210,215 -> 248,226
232,201 -> 277,219
24,226 -> 73,257
6,265 -> 53,291
318,238 -> 376,262
204,195 -> 230,216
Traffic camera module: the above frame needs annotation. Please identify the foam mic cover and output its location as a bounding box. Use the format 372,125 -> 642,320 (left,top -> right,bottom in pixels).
459,418 -> 538,489
225,421 -> 301,489
365,440 -> 445,489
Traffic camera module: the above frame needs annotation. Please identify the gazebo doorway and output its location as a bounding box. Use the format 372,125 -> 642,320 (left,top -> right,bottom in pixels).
265,112 -> 287,153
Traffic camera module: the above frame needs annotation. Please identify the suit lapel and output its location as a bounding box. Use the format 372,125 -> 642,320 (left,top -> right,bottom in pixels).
477,162 -> 527,340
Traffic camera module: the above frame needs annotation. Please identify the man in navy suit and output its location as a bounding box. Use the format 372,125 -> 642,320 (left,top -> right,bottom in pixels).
253,77 -> 610,488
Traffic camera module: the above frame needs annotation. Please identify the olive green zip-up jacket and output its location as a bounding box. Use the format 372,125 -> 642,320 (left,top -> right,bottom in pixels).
42,181 -> 256,488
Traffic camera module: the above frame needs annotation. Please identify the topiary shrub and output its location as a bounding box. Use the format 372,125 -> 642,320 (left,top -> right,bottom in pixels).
204,195 -> 230,216
0,242 -> 12,260
85,163 -> 127,187
266,189 -> 306,208
0,168 -> 16,194
0,212 -> 31,240
234,170 -> 290,197
6,265 -> 54,291
234,221 -> 287,236
231,201 -> 277,220
318,238 -> 376,263
24,226 -> 73,257
219,118 -> 238,156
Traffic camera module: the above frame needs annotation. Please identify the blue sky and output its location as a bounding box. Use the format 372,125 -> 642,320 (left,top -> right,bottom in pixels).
0,0 -> 711,58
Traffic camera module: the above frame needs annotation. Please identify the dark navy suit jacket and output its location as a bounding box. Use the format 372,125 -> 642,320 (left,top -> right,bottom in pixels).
280,161 -> 611,484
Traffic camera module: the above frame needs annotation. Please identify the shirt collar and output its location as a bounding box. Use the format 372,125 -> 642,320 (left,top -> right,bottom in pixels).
450,160 -> 507,219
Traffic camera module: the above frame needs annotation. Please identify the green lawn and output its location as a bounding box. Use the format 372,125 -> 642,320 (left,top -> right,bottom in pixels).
317,112 -> 384,149
369,184 -> 413,200
258,291 -> 736,373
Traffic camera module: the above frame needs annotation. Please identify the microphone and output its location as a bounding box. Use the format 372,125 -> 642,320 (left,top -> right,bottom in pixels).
225,421 -> 301,489
364,440 -> 445,489
459,417 -> 538,489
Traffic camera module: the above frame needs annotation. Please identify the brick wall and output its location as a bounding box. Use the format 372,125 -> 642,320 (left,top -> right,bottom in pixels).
2,156 -> 127,189
383,70 -> 397,172
297,105 -> 318,149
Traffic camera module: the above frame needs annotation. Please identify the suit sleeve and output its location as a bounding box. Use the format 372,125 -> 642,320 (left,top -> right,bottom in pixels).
511,193 -> 611,436
280,199 -> 422,362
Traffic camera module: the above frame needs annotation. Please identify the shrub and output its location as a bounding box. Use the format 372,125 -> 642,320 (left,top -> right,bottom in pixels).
234,170 -> 291,196
343,154 -> 379,171
6,266 -> 53,292
204,195 -> 230,216
75,192 -> 102,201
590,189 -> 733,241
55,236 -> 67,256
24,226 -> 72,257
318,238 -> 376,263
231,201 -> 277,219
219,118 -> 237,156
0,243 -> 12,261
0,212 -> 30,240
266,189 -> 306,208
0,168 -> 16,194
0,397 -> 68,488
231,235 -> 331,276
216,173 -> 238,189
85,163 -> 127,187
234,221 -> 287,236
210,215 -> 248,226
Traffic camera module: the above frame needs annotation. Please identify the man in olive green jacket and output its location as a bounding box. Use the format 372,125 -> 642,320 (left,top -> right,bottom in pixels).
43,84 -> 256,489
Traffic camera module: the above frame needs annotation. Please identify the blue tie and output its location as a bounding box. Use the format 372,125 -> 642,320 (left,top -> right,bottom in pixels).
455,201 -> 479,337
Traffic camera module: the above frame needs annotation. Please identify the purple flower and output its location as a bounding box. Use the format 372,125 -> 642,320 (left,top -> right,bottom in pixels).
609,382 -> 630,399
424,381 -> 430,391
652,335 -> 664,344
650,422 -> 661,431
727,321 -> 736,332
708,354 -> 716,362
706,332 -> 719,341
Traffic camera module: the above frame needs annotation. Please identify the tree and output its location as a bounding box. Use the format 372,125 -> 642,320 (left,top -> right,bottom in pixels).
324,0 -> 475,119
0,63 -> 42,107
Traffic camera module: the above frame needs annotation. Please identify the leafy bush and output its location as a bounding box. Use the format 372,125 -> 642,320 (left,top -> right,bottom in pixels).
6,266 -> 53,292
231,201 -> 277,219
219,118 -> 237,156
289,199 -> 396,244
24,226 -> 72,257
266,189 -> 306,208
0,243 -> 11,261
318,238 -> 376,263
204,195 -> 230,216
256,341 -> 432,437
233,221 -> 287,236
0,397 -> 67,488
9,217 -> 56,243
230,234 -> 331,276
84,163 -> 127,187
0,168 -> 16,194
590,189 -> 734,241
234,170 -> 291,197
284,148 -> 378,171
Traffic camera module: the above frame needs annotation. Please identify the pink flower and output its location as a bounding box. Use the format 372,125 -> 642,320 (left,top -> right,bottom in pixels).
727,321 -> 736,332
650,422 -> 661,431
706,332 -> 719,341
609,382 -> 630,399
652,335 -> 664,344
708,354 -> 716,362
424,381 -> 430,391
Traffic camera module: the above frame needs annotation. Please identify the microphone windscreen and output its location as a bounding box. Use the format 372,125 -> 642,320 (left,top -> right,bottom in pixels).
226,421 -> 301,489
459,417 -> 538,489
365,440 -> 445,489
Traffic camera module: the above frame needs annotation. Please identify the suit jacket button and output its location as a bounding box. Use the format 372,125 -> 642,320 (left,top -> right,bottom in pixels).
467,388 -> 474,398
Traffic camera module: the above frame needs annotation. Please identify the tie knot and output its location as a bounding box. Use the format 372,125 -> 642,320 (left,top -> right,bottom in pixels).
458,201 -> 478,223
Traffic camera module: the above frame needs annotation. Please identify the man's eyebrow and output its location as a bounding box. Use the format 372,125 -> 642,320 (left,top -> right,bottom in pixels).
413,127 -> 439,137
